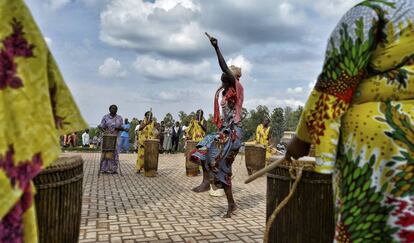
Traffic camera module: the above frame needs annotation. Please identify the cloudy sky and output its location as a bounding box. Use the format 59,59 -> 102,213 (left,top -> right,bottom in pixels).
25,0 -> 361,126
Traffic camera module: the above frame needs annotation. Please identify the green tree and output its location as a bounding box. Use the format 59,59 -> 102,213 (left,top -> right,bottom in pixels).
162,113 -> 175,127
178,111 -> 195,126
242,105 -> 270,141
270,107 -> 285,143
285,106 -> 303,131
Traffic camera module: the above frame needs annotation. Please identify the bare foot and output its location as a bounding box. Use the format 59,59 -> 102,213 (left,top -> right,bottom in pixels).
191,182 -> 210,193
223,203 -> 237,218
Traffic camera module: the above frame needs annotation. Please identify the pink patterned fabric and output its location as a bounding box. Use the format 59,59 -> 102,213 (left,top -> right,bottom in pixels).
213,79 -> 244,128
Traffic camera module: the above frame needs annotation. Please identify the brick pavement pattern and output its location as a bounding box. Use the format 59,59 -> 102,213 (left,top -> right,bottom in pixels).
74,152 -> 266,243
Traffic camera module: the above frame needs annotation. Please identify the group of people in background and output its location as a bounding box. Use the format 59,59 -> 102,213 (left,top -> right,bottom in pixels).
93,104 -> 208,174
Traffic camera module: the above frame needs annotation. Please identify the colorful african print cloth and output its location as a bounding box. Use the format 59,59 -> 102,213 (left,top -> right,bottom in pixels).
186,118 -> 206,142
255,124 -> 271,159
296,1 -> 414,242
99,114 -> 123,173
191,79 -> 244,188
0,1 -> 87,242
136,119 -> 155,172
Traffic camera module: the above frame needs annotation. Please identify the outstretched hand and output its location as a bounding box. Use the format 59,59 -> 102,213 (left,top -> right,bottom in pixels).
205,32 -> 217,47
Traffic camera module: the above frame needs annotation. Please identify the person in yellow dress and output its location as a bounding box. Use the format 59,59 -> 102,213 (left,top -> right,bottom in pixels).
285,1 -> 414,241
186,109 -> 207,142
0,1 -> 87,241
135,111 -> 155,173
255,117 -> 271,159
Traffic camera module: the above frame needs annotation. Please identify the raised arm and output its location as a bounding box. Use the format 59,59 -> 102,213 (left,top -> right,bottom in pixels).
205,32 -> 236,85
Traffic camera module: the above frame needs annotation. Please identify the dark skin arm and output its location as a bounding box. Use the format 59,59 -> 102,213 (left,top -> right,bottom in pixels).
139,120 -> 148,131
285,136 -> 311,162
205,32 -> 236,87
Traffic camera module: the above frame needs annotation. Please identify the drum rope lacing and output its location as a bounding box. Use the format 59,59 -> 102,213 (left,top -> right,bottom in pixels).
263,161 -> 315,243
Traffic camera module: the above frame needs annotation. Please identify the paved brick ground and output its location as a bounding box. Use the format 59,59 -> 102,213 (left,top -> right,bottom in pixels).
71,152 -> 266,243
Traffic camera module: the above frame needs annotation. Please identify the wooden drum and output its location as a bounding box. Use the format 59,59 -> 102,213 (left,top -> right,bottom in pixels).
102,134 -> 118,160
185,140 -> 200,176
245,143 -> 266,175
266,157 -> 334,243
33,155 -> 84,243
144,139 -> 160,177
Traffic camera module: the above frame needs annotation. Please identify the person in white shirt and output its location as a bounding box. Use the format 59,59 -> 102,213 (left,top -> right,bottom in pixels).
82,129 -> 90,148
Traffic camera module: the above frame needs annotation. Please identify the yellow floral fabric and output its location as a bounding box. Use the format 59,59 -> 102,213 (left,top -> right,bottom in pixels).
186,119 -> 206,142
296,1 -> 414,241
136,119 -> 155,171
255,124 -> 271,159
0,1 -> 87,242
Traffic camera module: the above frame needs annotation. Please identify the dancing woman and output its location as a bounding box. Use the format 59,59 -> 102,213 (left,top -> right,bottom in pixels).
190,33 -> 244,218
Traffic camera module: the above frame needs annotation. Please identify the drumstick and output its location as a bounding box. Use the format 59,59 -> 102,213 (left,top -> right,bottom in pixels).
205,32 -> 212,39
244,157 -> 286,184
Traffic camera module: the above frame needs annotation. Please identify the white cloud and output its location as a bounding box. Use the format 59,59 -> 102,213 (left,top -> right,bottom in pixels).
100,0 -> 206,57
284,98 -> 305,107
98,57 -> 127,78
133,55 -> 212,81
26,0 -> 368,125
227,55 -> 253,76
306,0 -> 361,19
287,87 -> 303,94
244,97 -> 305,110
157,89 -> 209,103
278,2 -> 307,26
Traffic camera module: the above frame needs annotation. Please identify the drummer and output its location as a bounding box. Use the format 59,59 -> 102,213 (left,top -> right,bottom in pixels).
255,117 -> 271,159
98,104 -> 125,173
136,111 -> 156,173
185,109 -> 207,142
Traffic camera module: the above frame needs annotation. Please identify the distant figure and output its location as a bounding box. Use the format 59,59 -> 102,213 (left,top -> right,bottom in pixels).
136,111 -> 155,173
119,118 -> 130,153
186,109 -> 207,142
82,129 -> 90,148
255,117 -> 271,159
172,121 -> 182,152
159,121 -> 165,152
98,104 -> 124,173
67,132 -> 77,147
163,123 -> 173,153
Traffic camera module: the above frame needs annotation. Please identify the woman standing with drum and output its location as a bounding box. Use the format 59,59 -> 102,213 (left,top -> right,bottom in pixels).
190,33 -> 244,218
98,105 -> 124,174
136,111 -> 156,173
